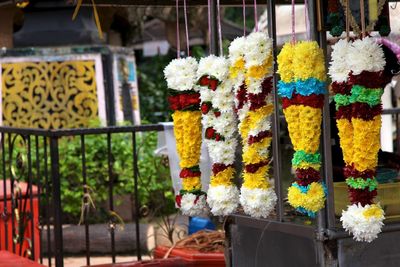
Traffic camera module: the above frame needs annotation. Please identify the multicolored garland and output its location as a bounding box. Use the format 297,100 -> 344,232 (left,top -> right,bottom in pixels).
329,37 -> 388,242
164,57 -> 208,216
277,41 -> 327,217
197,55 -> 240,216
229,32 -> 277,218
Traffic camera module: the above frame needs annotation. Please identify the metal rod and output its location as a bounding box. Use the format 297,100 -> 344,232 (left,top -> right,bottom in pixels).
27,135 -> 36,260
43,136 -> 52,267
9,134 -> 16,253
267,0 -> 284,222
50,136 -> 64,267
80,135 -> 91,266
107,133 -> 116,263
210,0 -> 219,55
2,133 -> 8,251
36,135 -> 43,264
132,131 -> 142,260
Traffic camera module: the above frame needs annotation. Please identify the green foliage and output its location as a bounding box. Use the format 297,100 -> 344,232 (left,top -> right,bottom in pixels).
57,131 -> 175,222
137,54 -> 173,123
9,129 -> 175,223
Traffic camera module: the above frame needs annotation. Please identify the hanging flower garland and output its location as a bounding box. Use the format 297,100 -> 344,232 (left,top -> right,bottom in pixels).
197,55 -> 240,216
230,32 -> 277,219
164,57 -> 208,216
329,37 -> 388,242
277,41 -> 327,217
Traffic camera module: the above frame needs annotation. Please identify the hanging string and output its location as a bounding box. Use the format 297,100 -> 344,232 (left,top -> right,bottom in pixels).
291,0 -> 296,43
360,0 -> 366,38
176,0 -> 181,58
243,0 -> 246,36
304,0 -> 310,40
254,0 -> 258,32
217,0 -> 223,55
346,0 -> 350,41
183,0 -> 190,55
208,0 -> 212,54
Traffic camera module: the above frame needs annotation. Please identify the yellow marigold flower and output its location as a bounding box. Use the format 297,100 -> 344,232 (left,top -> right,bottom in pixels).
210,166 -> 235,187
351,116 -> 381,171
229,58 -> 245,79
287,182 -> 325,212
293,41 -> 326,81
363,204 -> 384,219
182,176 -> 202,191
283,105 -> 322,153
336,118 -> 353,165
172,110 -> 202,169
242,137 -> 272,165
242,165 -> 271,189
277,43 -> 295,83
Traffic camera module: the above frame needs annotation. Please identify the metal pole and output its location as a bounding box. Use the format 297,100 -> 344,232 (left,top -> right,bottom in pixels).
267,0 -> 284,222
50,136 -> 64,267
210,0 -> 219,55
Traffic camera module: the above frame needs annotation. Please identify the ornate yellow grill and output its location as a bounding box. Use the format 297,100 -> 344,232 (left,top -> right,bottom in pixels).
1,60 -> 99,129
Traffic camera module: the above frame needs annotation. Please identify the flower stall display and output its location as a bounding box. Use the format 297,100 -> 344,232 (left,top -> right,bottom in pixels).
277,41 -> 327,217
164,57 -> 208,216
329,37 -> 388,242
197,55 -> 240,216
230,32 -> 277,218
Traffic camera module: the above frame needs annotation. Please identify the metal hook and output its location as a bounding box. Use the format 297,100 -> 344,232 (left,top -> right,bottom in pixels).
391,2 -> 397,9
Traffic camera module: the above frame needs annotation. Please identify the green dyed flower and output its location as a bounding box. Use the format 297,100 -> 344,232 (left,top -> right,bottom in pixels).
334,94 -> 351,110
349,85 -> 383,107
292,150 -> 321,166
345,177 -> 378,191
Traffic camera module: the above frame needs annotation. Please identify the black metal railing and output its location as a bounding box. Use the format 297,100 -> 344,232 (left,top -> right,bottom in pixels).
0,124 -> 164,267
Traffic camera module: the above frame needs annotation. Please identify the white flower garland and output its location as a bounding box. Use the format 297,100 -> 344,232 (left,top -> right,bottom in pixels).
341,203 -> 384,242
180,194 -> 209,217
198,55 -> 240,216
328,39 -> 352,83
164,57 -> 199,91
234,32 -> 277,219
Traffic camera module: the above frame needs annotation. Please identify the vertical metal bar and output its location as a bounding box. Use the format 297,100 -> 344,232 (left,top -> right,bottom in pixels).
9,134 -> 16,253
316,0 -> 335,231
43,137 -> 52,267
107,133 -> 116,263
80,135 -> 91,266
132,131 -> 142,260
2,132 -> 8,251
210,0 -> 219,55
268,0 -> 284,222
36,135 -> 43,264
396,114 -> 400,155
103,53 -> 116,126
50,136 -> 64,267
27,135 -> 36,260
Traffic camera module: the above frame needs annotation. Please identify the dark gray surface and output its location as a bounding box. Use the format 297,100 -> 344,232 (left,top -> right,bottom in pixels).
230,223 -> 318,267
338,231 -> 400,267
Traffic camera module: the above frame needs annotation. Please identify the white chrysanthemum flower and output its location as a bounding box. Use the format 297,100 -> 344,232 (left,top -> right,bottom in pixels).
197,55 -> 229,82
248,118 -> 271,137
180,194 -> 209,216
207,139 -> 236,165
340,203 -> 385,242
240,187 -> 277,218
200,89 -> 214,103
347,37 -> 386,75
229,36 -> 247,62
328,39 -> 351,83
207,185 -> 240,216
237,103 -> 250,123
246,78 -> 263,94
244,32 -> 273,68
164,57 -> 198,91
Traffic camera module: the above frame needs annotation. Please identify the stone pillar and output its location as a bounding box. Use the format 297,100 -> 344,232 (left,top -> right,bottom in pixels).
0,7 -> 15,48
